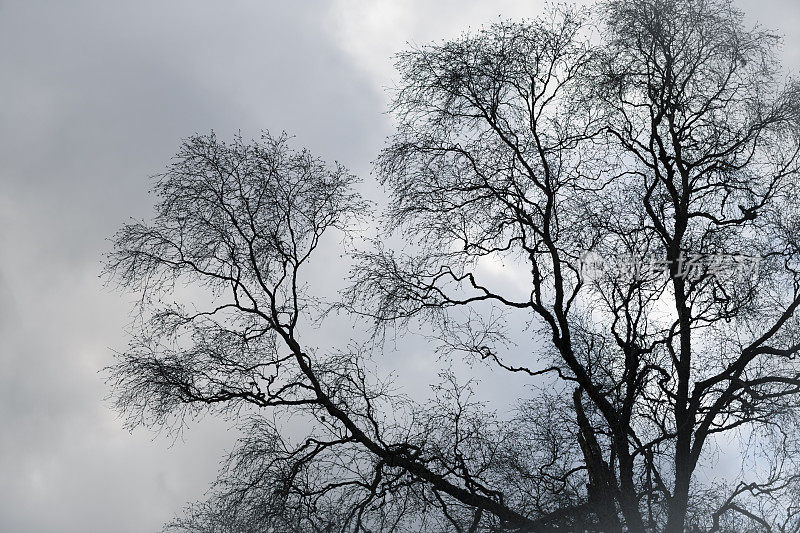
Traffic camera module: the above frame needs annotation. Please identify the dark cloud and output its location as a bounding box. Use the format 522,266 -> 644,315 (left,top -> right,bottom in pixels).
0,1 -> 797,531
0,2 -> 383,531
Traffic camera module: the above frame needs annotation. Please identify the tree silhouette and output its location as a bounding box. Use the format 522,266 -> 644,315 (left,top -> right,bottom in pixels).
107,0 -> 800,531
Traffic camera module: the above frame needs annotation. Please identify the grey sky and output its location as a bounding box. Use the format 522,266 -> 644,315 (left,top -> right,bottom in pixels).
0,1 -> 798,531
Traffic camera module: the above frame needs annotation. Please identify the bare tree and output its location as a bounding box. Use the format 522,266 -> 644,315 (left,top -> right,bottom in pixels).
107,1 -> 800,532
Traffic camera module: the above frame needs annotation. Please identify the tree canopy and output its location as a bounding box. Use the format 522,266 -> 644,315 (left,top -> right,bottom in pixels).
106,0 -> 800,531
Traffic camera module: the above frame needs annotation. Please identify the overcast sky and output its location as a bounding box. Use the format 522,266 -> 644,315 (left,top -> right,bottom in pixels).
1,1 -> 799,531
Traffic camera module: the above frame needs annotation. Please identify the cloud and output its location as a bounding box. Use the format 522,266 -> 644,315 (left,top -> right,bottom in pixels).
0,0 -> 797,531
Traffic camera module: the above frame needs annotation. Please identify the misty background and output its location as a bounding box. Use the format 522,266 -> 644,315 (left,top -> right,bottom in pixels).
1,1 -> 798,531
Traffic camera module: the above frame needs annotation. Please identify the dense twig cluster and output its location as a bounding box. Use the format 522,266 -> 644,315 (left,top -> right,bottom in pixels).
107,1 -> 800,531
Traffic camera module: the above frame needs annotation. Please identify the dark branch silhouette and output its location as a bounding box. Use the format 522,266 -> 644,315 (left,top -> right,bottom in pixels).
106,1 -> 800,531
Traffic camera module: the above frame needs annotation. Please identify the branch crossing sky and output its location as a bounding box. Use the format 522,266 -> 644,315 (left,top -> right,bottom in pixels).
0,1 -> 798,530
